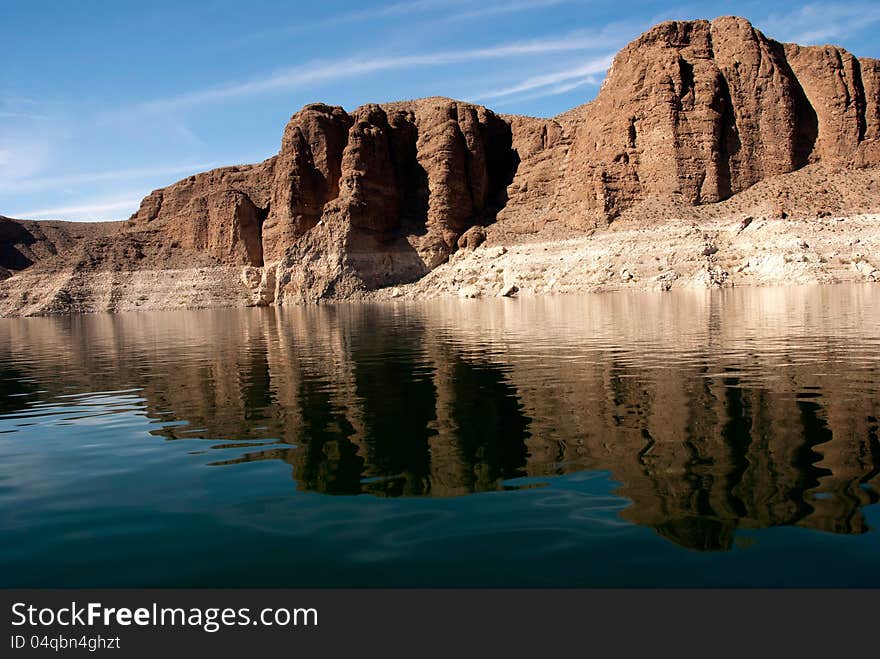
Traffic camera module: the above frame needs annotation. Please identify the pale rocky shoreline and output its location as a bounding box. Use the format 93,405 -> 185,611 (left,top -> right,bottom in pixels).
373,212 -> 880,302
2,211 -> 877,317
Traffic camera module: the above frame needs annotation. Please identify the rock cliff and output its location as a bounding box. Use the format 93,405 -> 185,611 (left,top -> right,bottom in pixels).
503,16 -> 880,231
2,16 -> 879,315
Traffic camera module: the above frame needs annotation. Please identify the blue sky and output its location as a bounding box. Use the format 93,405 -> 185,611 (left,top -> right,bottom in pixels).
2,0 -> 879,222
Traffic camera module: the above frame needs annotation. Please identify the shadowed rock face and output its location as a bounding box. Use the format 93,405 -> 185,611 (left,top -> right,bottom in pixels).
0,217 -> 43,274
0,216 -> 121,278
3,16 -> 880,313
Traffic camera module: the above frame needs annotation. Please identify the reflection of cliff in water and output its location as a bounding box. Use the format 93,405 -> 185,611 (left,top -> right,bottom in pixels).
0,286 -> 878,551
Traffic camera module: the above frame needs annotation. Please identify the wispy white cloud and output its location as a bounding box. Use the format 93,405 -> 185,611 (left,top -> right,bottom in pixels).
223,1 -> 467,50
0,99 -> 73,189
127,32 -> 618,114
472,54 -> 613,102
308,0 -> 482,25
230,1 -> 569,47
492,75 -> 600,107
0,136 -> 58,187
0,161 -> 225,195
256,0 -> 467,35
0,111 -> 50,119
759,2 -> 880,45
332,0 -> 569,23
10,196 -> 142,222
0,95 -> 53,120
436,0 -> 568,22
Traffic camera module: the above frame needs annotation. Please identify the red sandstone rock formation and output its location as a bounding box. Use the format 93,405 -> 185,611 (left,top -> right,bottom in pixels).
529,16 -> 879,228
126,16 -> 880,267
124,97 -> 516,300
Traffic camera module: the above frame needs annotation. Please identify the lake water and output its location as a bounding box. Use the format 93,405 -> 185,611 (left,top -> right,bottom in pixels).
1,286 -> 879,587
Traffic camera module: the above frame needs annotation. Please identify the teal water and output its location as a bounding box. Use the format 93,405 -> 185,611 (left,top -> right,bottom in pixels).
1,286 -> 879,587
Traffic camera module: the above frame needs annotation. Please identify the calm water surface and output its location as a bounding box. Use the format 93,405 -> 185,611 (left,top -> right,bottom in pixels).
1,286 -> 879,586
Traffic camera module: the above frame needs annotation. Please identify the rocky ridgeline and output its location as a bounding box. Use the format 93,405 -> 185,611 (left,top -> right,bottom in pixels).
2,16 -> 879,315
